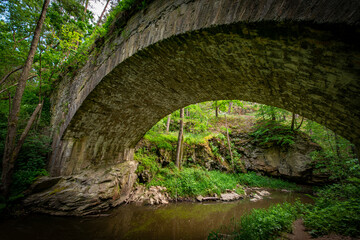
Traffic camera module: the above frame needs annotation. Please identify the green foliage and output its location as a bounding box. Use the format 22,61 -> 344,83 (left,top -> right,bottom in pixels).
303,183 -> 360,237
144,131 -> 177,150
209,202 -> 305,240
10,133 -> 51,196
311,150 -> 360,181
148,167 -> 298,198
134,150 -> 159,177
255,105 -> 289,122
103,0 -> 137,31
148,167 -> 244,197
304,120 -> 359,182
250,121 -> 295,148
0,82 -> 51,198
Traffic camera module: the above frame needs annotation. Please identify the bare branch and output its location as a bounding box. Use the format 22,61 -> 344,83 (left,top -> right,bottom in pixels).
0,66 -> 23,86
0,83 -> 18,95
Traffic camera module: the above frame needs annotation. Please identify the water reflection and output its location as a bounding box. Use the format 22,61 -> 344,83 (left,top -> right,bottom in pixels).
0,190 -> 312,240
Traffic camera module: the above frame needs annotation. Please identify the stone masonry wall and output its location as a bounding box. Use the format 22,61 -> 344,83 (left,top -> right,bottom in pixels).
50,0 -> 360,176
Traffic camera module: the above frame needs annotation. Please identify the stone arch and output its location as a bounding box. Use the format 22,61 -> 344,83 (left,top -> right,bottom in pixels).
49,0 -> 360,176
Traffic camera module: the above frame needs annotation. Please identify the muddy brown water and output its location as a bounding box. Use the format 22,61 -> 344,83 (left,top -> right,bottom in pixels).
0,190 -> 312,240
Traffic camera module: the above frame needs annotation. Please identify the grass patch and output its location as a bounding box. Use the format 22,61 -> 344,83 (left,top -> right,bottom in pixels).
144,132 -> 177,150
148,167 -> 244,197
148,167 -> 299,198
144,131 -> 225,149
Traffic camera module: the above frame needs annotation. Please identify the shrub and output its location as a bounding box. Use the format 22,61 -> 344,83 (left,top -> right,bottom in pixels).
209,201 -> 305,240
10,133 -> 51,196
303,183 -> 360,237
148,167 -> 244,197
148,168 -> 298,198
250,121 -> 295,148
134,150 -> 159,178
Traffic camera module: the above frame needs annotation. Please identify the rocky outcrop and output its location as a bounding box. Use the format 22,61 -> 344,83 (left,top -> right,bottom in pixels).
23,161 -> 138,216
233,133 -> 328,183
137,138 -> 230,172
138,129 -> 329,184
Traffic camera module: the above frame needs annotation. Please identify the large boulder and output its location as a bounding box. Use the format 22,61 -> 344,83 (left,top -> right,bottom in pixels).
23,160 -> 138,216
237,133 -> 328,183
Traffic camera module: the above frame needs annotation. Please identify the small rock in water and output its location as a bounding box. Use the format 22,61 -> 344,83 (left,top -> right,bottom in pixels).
256,190 -> 270,196
220,192 -> 242,201
196,195 -> 204,202
281,189 -> 291,192
250,193 -> 263,202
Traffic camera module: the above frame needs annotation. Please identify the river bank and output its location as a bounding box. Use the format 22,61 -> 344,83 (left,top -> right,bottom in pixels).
0,190 -> 311,240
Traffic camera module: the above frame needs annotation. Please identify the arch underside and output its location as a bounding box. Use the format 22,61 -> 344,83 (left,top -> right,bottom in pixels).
52,22 -> 360,176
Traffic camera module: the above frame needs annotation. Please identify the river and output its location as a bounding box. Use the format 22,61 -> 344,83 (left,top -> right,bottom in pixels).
0,190 -> 312,240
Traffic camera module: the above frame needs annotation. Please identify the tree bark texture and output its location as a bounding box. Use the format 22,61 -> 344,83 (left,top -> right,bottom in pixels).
295,116 -> 304,130
225,115 -> 233,166
175,108 -> 184,168
227,102 -> 232,114
215,101 -> 219,118
1,0 -> 50,196
291,112 -> 296,130
166,114 -> 171,132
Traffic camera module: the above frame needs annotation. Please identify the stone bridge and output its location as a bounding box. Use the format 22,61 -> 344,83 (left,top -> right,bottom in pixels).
50,0 -> 360,176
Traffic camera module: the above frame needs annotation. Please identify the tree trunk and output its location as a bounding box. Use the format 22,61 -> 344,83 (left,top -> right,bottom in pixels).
2,103 -> 43,197
215,101 -> 219,118
334,133 -> 341,159
295,116 -> 304,130
1,0 -> 50,197
179,133 -> 184,170
271,107 -> 276,121
96,0 -> 111,26
291,112 -> 296,131
84,0 -> 89,14
227,102 -> 232,114
12,103 -> 43,162
225,115 -> 233,169
175,108 -> 184,168
166,114 -> 171,132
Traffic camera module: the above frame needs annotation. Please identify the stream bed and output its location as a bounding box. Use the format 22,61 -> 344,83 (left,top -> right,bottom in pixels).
0,190 -> 312,240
